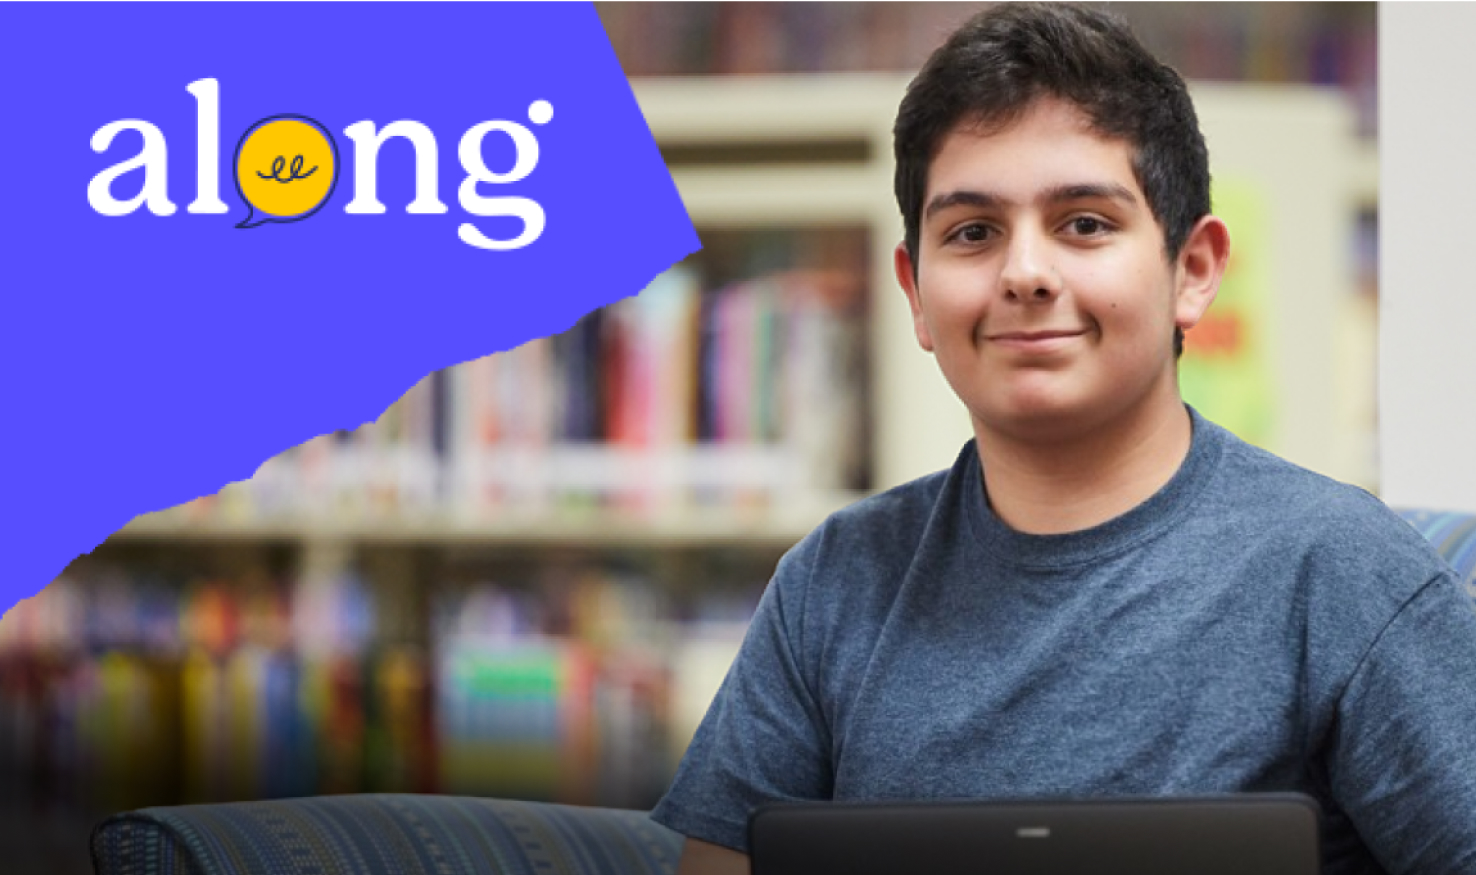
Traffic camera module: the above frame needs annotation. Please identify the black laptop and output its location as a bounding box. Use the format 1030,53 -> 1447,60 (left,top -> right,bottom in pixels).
749,794 -> 1321,875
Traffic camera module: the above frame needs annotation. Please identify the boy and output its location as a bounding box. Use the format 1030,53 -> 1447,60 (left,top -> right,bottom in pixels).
651,5 -> 1476,874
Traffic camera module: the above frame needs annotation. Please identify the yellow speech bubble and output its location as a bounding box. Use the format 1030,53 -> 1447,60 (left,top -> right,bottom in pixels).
233,115 -> 338,228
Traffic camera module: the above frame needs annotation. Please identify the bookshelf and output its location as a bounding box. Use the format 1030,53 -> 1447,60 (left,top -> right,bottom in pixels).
6,71 -> 1377,837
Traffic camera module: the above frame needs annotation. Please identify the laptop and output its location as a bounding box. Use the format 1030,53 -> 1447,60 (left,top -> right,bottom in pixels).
749,794 -> 1321,875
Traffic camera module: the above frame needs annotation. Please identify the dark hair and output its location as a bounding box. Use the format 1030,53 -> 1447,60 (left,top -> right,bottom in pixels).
893,3 -> 1211,355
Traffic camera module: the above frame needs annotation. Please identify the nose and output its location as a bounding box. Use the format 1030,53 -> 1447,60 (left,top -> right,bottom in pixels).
1000,229 -> 1060,302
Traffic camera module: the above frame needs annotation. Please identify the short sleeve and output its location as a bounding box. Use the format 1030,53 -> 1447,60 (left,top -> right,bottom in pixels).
1326,573 -> 1476,874
649,532 -> 835,852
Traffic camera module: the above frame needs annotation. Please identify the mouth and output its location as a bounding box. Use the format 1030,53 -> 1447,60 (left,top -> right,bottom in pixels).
984,328 -> 1087,353
988,329 -> 1085,341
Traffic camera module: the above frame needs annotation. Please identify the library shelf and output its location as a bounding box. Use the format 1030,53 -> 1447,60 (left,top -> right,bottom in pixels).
111,496 -> 863,548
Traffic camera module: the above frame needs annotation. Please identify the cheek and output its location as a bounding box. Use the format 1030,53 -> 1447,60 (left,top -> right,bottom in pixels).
1096,293 -> 1168,350
918,270 -> 987,332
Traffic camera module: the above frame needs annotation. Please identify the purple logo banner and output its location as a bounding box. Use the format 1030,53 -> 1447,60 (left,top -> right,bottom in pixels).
0,3 -> 699,613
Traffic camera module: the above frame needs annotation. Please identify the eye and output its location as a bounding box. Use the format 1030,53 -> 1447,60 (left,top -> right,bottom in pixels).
1065,216 -> 1111,236
947,222 -> 994,245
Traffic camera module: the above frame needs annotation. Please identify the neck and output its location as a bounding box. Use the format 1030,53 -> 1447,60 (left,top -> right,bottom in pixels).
974,396 -> 1194,535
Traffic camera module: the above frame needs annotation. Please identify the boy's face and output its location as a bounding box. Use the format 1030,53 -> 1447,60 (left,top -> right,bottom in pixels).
895,97 -> 1225,445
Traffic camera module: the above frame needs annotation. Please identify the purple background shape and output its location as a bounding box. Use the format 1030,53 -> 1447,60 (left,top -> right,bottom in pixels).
0,3 -> 698,615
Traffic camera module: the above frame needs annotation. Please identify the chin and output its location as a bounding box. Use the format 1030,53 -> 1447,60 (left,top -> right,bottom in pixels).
972,396 -> 1098,443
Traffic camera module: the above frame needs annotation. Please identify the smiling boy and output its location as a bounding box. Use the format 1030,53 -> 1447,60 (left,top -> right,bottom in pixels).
651,6 -> 1476,875
897,93 -> 1224,534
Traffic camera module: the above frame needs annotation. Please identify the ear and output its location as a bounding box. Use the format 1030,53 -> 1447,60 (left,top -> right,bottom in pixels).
894,242 -> 935,352
1173,214 -> 1231,331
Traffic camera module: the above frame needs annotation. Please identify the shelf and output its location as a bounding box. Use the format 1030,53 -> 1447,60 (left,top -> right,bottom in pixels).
631,75 -> 904,144
110,496 -> 862,548
670,166 -> 891,226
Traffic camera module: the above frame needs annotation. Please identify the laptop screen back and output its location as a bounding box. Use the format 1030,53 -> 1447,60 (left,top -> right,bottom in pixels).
749,795 -> 1320,875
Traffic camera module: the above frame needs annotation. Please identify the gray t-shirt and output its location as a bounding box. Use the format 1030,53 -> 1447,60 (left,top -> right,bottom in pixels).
651,410 -> 1476,874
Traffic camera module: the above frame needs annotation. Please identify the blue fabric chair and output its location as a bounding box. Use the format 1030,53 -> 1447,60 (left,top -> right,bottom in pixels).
1397,508 -> 1476,595
90,509 -> 1476,875
91,793 -> 681,875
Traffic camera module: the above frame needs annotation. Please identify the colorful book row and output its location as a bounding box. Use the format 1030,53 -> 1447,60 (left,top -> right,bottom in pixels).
0,561 -> 758,810
164,264 -> 868,523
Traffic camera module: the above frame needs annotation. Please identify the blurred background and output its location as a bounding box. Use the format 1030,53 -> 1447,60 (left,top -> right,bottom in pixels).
0,4 -> 1376,874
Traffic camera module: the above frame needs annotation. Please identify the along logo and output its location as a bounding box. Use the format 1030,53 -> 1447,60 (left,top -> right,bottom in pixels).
233,115 -> 339,229
86,79 -> 552,250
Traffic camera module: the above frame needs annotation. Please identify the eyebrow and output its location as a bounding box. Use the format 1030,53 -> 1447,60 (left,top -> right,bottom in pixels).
923,182 -> 1139,221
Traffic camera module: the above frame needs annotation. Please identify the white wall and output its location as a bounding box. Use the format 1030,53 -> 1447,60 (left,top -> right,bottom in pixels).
1379,4 -> 1476,514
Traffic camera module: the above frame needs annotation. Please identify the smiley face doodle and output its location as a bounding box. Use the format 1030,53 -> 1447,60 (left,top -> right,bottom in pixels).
234,115 -> 339,228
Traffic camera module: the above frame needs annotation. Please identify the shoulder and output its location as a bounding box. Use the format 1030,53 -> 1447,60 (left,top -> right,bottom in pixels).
1186,418 -> 1469,725
824,464 -> 955,545
1212,425 -> 1430,554
1198,418 -> 1450,613
790,442 -> 968,577
767,441 -> 974,631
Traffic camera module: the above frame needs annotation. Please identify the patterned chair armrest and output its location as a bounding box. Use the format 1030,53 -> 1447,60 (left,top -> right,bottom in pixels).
91,794 -> 682,875
1397,508 -> 1476,598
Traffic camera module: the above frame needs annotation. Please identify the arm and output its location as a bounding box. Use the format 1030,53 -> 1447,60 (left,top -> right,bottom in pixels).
650,530 -> 834,852
675,838 -> 750,875
1328,573 -> 1476,874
